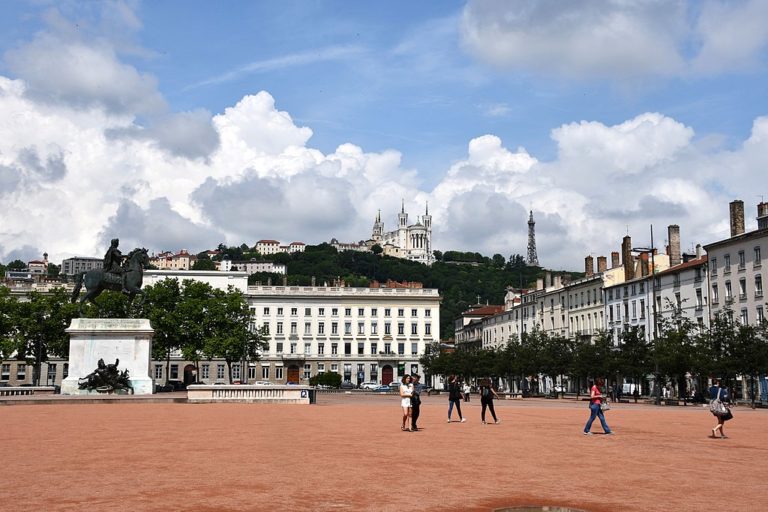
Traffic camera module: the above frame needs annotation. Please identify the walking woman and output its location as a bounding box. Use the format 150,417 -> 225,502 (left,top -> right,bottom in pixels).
709,379 -> 733,439
583,377 -> 612,435
447,375 -> 466,423
399,375 -> 413,431
480,381 -> 500,424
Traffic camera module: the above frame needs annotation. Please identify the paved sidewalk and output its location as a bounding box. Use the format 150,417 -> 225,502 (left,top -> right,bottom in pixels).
1,394 -> 765,511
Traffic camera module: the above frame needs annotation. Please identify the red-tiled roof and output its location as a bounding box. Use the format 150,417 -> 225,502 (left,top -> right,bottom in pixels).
257,240 -> 280,244
463,305 -> 505,317
657,256 -> 707,276
289,241 -> 305,245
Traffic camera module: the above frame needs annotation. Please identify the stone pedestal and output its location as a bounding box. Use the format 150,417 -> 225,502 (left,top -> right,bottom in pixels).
61,318 -> 154,395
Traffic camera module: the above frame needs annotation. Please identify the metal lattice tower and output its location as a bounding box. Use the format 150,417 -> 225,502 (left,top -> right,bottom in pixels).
527,210 -> 539,266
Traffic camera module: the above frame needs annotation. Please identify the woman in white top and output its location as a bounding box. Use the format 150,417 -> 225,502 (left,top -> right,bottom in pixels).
400,374 -> 413,431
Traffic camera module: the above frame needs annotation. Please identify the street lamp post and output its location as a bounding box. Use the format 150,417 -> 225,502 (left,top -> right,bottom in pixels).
633,225 -> 661,406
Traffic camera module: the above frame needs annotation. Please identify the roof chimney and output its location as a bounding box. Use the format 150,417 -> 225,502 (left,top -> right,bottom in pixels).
696,244 -> 702,259
622,236 -> 634,281
585,255 -> 594,276
597,256 -> 607,273
758,201 -> 768,230
668,225 -> 681,266
611,251 -> 620,269
730,200 -> 745,237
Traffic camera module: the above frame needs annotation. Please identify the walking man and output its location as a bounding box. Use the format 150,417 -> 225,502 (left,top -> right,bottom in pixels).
411,374 -> 422,431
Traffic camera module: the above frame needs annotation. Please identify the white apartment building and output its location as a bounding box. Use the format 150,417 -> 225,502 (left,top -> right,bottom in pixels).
254,240 -> 305,255
705,200 -> 767,327
61,256 -> 103,276
249,284 -> 440,387
217,259 -> 287,275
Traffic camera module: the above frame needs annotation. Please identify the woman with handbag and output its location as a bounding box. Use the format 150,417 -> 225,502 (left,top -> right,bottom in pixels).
583,378 -> 613,435
709,379 -> 732,439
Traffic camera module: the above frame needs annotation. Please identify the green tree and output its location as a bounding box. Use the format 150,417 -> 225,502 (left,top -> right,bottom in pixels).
371,244 -> 383,255
654,299 -> 705,399
192,258 -> 216,271
616,326 -> 651,401
47,263 -> 61,278
140,279 -> 183,382
7,259 -> 26,271
0,287 -> 17,365
539,332 -> 573,397
491,254 -> 505,268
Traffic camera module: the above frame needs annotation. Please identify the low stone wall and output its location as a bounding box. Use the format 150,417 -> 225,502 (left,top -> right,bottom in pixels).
0,387 -> 56,397
187,385 -> 312,404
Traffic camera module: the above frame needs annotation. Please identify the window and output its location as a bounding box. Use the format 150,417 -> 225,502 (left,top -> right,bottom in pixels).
695,289 -> 703,310
639,281 -> 645,293
304,343 -> 311,355
371,308 -> 378,317
370,363 -> 378,377
738,250 -> 746,269
276,322 -> 283,335
756,275 -> 763,297
303,364 -> 311,379
331,322 -> 338,335
758,306 -> 765,323
332,308 -> 338,316
17,364 -> 26,380
318,322 -> 325,335
202,364 -> 210,380
608,289 -> 613,300
304,322 -> 311,335
318,343 -> 325,355
291,307 -> 298,316
411,324 -> 418,335
740,309 -> 748,325
275,366 -> 283,379
371,322 -> 378,335
277,307 -> 283,315
425,324 -> 431,336
47,364 -> 57,385
425,309 -> 431,317
344,322 -> 352,335
725,281 -> 732,300
263,307 -> 270,315
305,308 -> 311,315
385,322 -> 391,335
1,363 -> 9,381
739,278 -> 747,299
317,363 -> 325,373
249,365 -> 256,379
711,258 -> 717,274
411,308 -> 417,317
358,308 -> 365,316
262,365 -> 270,379
384,343 -> 391,354
371,342 -> 378,354
331,343 -> 338,355
276,342 -> 283,353
712,284 -> 719,303
290,343 -> 297,354
358,322 -> 365,335
398,323 -> 405,335
724,254 -> 731,272
170,364 -> 179,380
631,301 -> 637,319
384,308 -> 391,317
357,343 -> 364,355
216,364 -> 225,380
319,308 -> 325,316
232,364 -> 241,380
290,322 -> 297,335
411,343 -> 418,355
398,343 -> 405,355
398,308 -> 404,317
639,299 -> 646,318
344,342 -> 351,355
154,364 -> 163,380
331,363 -> 338,373
755,247 -> 762,267
345,308 -> 351,316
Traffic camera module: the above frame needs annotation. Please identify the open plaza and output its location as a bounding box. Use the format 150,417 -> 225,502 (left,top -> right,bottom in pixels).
2,393 -> 766,512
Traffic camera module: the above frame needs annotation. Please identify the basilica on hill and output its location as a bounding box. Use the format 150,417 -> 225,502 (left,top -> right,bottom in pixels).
330,202 -> 435,265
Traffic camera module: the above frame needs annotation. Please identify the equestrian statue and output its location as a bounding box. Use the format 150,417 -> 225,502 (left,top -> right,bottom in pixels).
70,238 -> 150,315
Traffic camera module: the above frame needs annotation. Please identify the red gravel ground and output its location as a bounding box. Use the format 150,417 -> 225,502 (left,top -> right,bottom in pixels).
1,394 -> 766,512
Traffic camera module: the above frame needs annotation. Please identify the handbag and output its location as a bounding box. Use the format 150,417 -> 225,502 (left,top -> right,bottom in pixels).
709,387 -> 728,415
600,400 -> 611,412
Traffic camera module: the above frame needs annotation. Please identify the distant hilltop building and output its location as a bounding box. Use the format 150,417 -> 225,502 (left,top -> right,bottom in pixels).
150,250 -> 196,270
255,240 -> 306,255
331,202 -> 435,265
62,256 -> 102,276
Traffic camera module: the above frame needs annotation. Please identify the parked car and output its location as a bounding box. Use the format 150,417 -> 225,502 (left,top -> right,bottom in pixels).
340,381 -> 355,389
388,381 -> 400,391
373,385 -> 391,392
360,381 -> 379,390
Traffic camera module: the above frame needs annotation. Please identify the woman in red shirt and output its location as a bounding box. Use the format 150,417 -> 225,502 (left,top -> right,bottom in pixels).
583,378 -> 613,435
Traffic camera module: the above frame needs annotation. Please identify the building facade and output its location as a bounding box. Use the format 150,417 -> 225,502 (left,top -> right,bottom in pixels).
61,256 -> 103,276
150,250 -> 195,270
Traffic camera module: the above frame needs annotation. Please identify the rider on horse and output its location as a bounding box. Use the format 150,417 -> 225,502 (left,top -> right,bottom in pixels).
103,238 -> 130,293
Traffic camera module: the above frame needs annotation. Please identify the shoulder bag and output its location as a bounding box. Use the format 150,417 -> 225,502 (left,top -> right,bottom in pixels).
709,387 -> 728,416
600,400 -> 611,412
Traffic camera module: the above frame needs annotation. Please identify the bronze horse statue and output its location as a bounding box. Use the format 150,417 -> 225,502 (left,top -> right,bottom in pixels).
71,247 -> 150,315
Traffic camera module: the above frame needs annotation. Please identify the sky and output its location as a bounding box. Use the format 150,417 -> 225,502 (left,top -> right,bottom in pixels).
0,0 -> 767,271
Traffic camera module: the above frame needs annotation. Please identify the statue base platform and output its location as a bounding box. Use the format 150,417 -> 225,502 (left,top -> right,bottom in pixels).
61,318 -> 154,395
